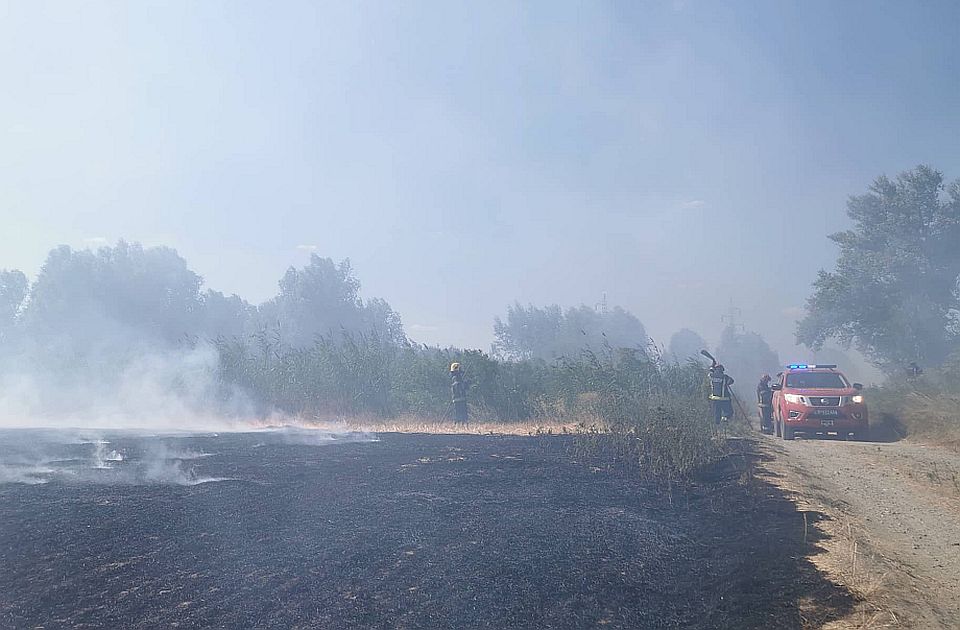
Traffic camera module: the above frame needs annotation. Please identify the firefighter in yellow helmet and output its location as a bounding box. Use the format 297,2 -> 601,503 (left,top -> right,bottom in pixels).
707,363 -> 735,425
450,362 -> 468,423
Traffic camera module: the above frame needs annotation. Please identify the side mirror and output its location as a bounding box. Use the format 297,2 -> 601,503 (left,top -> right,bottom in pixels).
771,384 -> 782,391
853,383 -> 863,390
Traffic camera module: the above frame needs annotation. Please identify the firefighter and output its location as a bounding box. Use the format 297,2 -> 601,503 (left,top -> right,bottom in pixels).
708,363 -> 735,425
450,362 -> 468,423
757,374 -> 774,433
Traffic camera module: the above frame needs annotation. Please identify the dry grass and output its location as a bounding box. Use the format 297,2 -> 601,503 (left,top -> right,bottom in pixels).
869,380 -> 960,452
256,413 -> 592,436
816,514 -> 900,629
899,391 -> 960,451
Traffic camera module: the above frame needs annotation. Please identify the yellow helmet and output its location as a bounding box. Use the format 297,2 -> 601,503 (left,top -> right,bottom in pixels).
450,362 -> 461,373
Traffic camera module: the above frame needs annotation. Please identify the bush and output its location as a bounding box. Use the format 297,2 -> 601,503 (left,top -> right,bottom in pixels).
559,348 -> 723,481
867,357 -> 960,449
215,329 -> 726,478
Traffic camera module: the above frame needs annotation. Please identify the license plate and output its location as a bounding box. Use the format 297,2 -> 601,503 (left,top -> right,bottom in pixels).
821,419 -> 835,427
813,409 -> 839,417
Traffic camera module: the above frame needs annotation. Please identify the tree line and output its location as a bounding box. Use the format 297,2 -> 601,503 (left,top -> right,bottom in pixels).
0,238 -> 778,419
1,163 -> 954,424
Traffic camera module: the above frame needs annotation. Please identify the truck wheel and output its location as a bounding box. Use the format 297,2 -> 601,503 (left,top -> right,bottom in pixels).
782,425 -> 794,441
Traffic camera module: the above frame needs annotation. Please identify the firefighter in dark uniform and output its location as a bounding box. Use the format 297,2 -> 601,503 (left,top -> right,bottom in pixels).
757,374 -> 774,434
450,362 -> 468,423
708,364 -> 735,425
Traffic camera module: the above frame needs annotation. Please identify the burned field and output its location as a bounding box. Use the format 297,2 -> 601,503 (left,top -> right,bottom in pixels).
0,430 -> 853,629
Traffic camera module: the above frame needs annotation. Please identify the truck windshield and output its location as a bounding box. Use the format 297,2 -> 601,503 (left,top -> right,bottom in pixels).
785,372 -> 848,389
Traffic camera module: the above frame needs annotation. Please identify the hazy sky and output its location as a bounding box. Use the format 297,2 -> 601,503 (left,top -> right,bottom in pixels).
2,0 -> 959,362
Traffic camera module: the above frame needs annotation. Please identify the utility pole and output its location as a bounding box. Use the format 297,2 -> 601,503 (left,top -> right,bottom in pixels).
721,300 -> 744,333
595,292 -> 608,316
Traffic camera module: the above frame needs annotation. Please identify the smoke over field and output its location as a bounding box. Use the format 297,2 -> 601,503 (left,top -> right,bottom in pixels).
0,344 -> 250,431
0,427 -> 374,486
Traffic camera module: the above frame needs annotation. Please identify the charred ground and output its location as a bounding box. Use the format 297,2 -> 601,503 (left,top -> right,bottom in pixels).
0,431 -> 853,629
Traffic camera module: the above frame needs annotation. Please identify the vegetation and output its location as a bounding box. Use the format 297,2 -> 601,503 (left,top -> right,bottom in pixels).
867,357 -> 960,450
493,303 -> 648,361
715,324 -> 781,399
0,241 -> 731,478
215,329 -> 724,479
557,348 -> 721,481
215,330 -> 551,421
668,328 -> 709,363
3,242 -> 405,354
797,165 -> 960,373
792,165 -> 960,446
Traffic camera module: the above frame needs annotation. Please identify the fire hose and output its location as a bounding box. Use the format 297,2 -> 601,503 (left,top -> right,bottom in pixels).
700,349 -> 749,421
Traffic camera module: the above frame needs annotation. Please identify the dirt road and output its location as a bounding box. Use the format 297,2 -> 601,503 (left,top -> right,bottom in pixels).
762,436 -> 960,629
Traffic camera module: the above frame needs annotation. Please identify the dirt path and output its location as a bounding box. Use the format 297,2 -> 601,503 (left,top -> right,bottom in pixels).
761,436 -> 960,629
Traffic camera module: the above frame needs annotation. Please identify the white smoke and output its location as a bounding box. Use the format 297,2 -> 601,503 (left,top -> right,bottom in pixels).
139,443 -> 228,485
0,431 -> 231,486
0,341 -> 255,431
0,427 -> 375,486
91,439 -> 124,469
0,462 -> 54,484
0,308 -> 375,486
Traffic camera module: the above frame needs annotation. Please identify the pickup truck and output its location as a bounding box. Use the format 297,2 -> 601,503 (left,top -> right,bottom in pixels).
771,364 -> 868,440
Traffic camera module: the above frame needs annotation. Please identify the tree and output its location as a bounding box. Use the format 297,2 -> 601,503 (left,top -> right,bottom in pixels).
493,303 -> 647,361
21,242 -> 205,351
0,269 -> 28,344
715,325 -> 780,391
258,254 -> 405,347
668,328 -> 709,363
361,297 -> 406,346
797,166 -> 960,371
493,304 -> 563,360
597,306 -> 650,350
201,289 -> 257,340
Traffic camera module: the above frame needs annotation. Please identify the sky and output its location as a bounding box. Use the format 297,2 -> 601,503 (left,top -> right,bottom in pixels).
2,0 -> 959,370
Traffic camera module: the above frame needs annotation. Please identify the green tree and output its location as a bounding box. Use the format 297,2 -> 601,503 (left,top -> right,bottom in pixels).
797,166 -> 960,371
492,303 -> 563,360
258,255 -> 405,347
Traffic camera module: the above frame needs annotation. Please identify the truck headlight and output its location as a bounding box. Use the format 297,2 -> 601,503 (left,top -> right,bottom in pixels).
851,395 -> 863,404
784,393 -> 804,404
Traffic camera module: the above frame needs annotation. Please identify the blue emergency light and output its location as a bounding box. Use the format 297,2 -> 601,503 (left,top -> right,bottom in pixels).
786,363 -> 837,369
